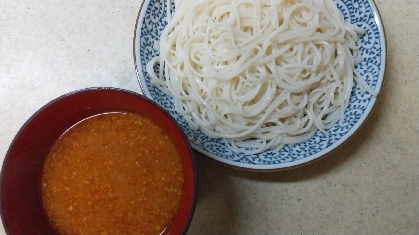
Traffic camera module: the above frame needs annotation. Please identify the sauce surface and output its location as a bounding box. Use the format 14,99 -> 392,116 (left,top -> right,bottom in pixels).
41,112 -> 184,235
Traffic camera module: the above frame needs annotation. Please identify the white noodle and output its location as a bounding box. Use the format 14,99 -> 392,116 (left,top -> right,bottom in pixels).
146,0 -> 377,154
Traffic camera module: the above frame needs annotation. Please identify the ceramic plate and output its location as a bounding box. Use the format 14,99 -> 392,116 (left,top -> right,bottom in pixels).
134,0 -> 386,170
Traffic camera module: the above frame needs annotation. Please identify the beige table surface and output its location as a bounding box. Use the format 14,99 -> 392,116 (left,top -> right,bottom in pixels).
1,0 -> 418,234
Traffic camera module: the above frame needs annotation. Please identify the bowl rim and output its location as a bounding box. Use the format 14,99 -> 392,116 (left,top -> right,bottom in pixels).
133,0 -> 387,171
0,87 -> 198,234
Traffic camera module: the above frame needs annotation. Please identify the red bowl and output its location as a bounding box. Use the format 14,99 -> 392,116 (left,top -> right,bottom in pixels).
0,87 -> 197,235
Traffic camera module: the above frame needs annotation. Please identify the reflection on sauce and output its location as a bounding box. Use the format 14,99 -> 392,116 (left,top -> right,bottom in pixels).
41,112 -> 184,235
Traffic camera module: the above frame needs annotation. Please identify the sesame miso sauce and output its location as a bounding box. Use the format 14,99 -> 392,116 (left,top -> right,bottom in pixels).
41,112 -> 184,235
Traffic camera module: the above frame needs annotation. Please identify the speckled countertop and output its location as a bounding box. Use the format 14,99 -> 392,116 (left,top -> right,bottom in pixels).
0,0 -> 418,234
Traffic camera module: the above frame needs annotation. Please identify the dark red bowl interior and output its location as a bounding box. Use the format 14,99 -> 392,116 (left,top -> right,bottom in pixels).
0,87 -> 197,235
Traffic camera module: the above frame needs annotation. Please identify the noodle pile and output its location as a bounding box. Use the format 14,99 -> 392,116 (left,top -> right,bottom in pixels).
146,0 -> 377,154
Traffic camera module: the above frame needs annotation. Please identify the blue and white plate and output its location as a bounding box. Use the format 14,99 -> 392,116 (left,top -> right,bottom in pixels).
134,0 -> 386,170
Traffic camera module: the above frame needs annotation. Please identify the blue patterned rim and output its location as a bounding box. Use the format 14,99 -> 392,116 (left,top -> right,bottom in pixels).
133,0 -> 386,170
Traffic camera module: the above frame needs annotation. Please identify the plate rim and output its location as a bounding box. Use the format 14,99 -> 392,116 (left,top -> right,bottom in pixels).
133,0 -> 387,171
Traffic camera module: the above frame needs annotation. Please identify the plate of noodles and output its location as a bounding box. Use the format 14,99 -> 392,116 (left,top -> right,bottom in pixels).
134,0 -> 385,170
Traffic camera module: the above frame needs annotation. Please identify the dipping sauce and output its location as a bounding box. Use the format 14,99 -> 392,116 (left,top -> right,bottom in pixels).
41,112 -> 184,235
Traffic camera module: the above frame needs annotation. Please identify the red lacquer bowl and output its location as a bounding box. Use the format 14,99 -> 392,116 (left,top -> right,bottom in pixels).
0,87 -> 197,235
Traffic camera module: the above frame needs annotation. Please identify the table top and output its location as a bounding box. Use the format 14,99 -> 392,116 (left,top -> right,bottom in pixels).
0,0 -> 418,234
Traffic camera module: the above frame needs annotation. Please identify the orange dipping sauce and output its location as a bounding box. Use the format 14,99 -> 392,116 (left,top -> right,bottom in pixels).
41,112 -> 184,235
